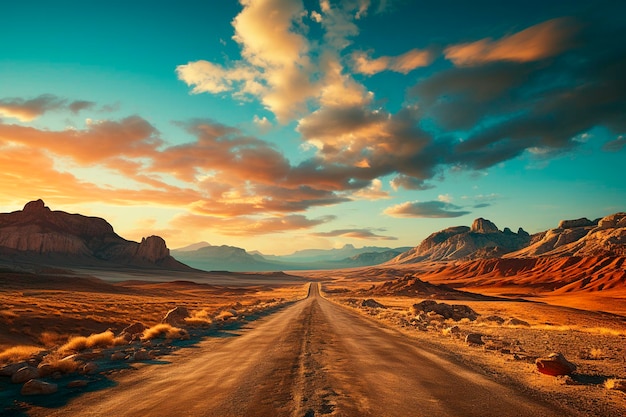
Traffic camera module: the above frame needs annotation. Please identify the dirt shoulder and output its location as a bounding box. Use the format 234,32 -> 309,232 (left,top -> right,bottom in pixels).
324,289 -> 626,417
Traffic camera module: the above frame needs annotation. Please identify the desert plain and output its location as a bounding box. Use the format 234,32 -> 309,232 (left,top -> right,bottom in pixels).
1,259 -> 625,416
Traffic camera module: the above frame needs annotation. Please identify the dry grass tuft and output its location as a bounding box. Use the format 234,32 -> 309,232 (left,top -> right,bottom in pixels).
184,309 -> 214,326
0,345 -> 42,363
142,324 -> 189,340
58,330 -> 125,353
605,378 -> 626,392
40,353 -> 80,374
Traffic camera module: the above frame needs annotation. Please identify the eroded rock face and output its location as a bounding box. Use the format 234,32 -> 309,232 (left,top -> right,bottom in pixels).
0,200 -> 188,269
471,218 -> 499,234
390,218 -> 530,263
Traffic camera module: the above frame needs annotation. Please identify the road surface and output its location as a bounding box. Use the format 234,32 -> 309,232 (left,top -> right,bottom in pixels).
35,283 -> 568,417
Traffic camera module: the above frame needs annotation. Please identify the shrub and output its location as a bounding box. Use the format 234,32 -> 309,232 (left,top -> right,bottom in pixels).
142,324 -> 189,340
58,330 -> 125,354
184,309 -> 214,326
0,345 -> 42,363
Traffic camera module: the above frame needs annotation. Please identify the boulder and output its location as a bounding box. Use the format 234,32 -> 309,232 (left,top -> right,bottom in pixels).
483,315 -> 505,324
504,317 -> 530,327
21,379 -> 58,395
11,366 -> 39,384
536,353 -> 576,376
118,322 -> 146,341
81,362 -> 98,375
0,362 -> 28,377
111,351 -> 127,361
412,300 -> 478,321
131,349 -> 153,361
361,299 -> 386,309
465,333 -> 484,345
162,306 -> 190,326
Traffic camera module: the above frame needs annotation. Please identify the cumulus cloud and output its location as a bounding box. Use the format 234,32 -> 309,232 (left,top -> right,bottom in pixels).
0,94 -> 95,121
253,115 -> 272,133
444,18 -> 580,67
384,201 -> 470,218
353,179 -> 389,200
311,228 -> 397,240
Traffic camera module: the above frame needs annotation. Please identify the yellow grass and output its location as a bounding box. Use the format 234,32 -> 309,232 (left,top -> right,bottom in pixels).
184,309 -> 214,326
40,353 -> 80,374
142,324 -> 189,340
58,330 -> 125,353
214,310 -> 236,321
0,345 -> 42,363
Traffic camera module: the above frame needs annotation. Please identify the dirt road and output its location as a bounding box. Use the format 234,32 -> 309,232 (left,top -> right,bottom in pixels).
35,283 -> 570,417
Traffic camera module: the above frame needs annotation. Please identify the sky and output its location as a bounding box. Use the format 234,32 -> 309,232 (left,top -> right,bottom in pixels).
0,0 -> 625,255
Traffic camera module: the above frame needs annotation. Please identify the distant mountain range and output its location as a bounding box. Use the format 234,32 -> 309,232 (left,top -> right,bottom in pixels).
1,200 -> 624,274
171,243 -> 411,272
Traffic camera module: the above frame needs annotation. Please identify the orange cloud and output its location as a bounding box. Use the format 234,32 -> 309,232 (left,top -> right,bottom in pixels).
353,48 -> 434,75
445,18 -> 580,67
384,201 -> 470,218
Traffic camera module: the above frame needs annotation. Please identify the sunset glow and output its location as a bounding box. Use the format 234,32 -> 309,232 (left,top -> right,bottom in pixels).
1,0 -> 624,254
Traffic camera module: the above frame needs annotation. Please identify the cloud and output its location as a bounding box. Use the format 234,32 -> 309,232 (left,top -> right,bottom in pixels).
389,175 -> 433,191
253,115 -> 272,133
437,194 -> 452,203
353,179 -> 389,200
603,136 -> 626,152
0,94 -> 95,121
311,228 -> 397,240
171,213 -> 335,236
352,48 -> 434,75
444,17 -> 580,67
384,201 -> 470,218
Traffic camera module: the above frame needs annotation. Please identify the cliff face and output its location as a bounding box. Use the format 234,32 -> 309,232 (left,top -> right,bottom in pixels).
0,200 -> 189,270
391,218 -> 531,263
507,213 -> 626,258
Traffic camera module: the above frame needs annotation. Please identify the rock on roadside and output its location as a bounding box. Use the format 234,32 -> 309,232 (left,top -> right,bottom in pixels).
536,352 -> 577,376
21,379 -> 58,395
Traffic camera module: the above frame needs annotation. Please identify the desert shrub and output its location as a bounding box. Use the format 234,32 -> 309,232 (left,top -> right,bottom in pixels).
40,353 -> 80,374
142,324 -> 189,340
59,330 -> 124,353
39,331 -> 66,347
184,309 -> 214,326
0,345 -> 42,363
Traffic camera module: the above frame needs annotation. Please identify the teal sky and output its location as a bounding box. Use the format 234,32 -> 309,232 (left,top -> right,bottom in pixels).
0,0 -> 624,254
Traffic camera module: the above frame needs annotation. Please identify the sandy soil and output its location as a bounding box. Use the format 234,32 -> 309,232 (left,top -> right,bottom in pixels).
323,286 -> 626,417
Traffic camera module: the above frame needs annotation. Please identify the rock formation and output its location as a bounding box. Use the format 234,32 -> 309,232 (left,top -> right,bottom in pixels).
0,199 -> 191,270
536,353 -> 577,376
390,218 -> 530,263
508,212 -> 626,257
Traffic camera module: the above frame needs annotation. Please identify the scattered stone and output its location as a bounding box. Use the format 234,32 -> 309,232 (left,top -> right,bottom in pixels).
413,300 -> 478,321
111,351 -> 127,361
67,379 -> 89,388
162,307 -> 190,326
81,362 -> 98,375
444,325 -> 460,336
361,299 -> 386,309
0,362 -> 28,377
605,379 -> 626,392
21,379 -> 58,395
37,363 -> 55,377
465,333 -> 484,345
504,317 -> 530,327
483,315 -> 505,324
131,349 -> 153,361
536,353 -> 577,376
118,322 -> 146,341
11,366 -> 39,384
